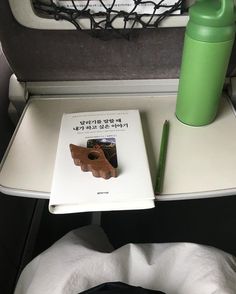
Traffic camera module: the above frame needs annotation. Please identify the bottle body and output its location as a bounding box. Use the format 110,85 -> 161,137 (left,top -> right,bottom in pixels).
176,34 -> 234,126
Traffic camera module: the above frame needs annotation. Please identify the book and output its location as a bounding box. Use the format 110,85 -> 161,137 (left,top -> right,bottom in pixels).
49,109 -> 154,213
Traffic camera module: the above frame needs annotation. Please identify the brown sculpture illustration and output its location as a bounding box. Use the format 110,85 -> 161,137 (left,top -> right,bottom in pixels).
69,144 -> 117,179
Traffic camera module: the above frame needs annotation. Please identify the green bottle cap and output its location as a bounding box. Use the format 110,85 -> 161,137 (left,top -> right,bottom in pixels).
187,0 -> 236,42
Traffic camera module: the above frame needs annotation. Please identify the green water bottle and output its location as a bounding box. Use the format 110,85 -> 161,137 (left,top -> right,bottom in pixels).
176,0 -> 236,126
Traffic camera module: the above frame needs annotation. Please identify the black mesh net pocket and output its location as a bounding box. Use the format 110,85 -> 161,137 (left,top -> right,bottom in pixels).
32,0 -> 184,39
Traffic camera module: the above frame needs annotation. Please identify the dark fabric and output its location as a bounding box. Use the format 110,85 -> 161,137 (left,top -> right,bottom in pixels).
0,49 -> 14,158
32,200 -> 92,258
102,196 -> 236,256
80,282 -> 165,294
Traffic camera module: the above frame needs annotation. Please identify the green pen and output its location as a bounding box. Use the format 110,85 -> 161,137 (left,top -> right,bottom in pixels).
155,120 -> 170,195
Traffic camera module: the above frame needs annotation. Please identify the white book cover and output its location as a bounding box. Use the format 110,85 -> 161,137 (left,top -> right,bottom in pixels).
49,109 -> 154,213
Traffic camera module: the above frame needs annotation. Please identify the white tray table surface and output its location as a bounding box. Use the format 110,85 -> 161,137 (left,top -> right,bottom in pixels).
1,94 -> 236,200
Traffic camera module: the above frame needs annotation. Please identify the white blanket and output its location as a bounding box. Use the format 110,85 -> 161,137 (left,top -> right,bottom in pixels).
15,225 -> 236,294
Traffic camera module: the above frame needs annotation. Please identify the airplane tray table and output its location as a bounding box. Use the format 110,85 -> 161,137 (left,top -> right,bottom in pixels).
1,93 -> 236,201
